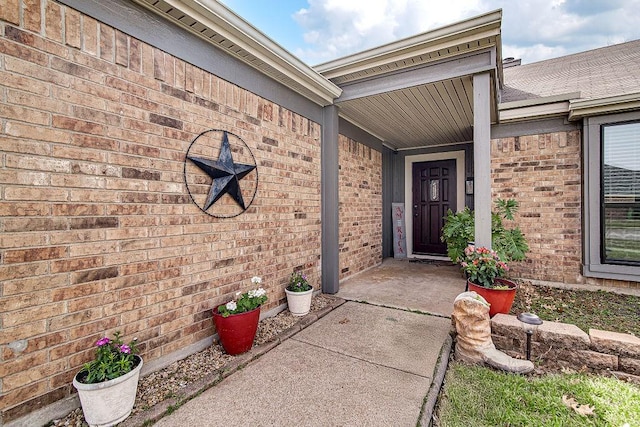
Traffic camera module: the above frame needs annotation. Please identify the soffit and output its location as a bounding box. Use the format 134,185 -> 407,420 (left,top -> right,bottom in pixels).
339,77 -> 476,150
316,10 -> 503,85
317,11 -> 503,150
132,0 -> 341,106
322,36 -> 499,88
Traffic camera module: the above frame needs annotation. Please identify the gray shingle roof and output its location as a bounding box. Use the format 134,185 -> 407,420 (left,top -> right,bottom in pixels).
501,39 -> 640,103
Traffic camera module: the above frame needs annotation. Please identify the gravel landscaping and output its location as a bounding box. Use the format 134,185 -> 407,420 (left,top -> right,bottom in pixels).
49,295 -> 336,427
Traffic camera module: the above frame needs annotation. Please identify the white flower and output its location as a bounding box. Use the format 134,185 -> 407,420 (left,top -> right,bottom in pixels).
254,287 -> 266,297
251,276 -> 262,285
225,301 -> 237,311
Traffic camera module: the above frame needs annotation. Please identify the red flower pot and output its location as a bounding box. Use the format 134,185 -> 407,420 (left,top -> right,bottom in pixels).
467,278 -> 517,318
212,306 -> 260,355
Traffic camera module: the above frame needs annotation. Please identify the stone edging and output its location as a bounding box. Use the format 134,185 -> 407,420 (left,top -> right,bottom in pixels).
120,297 -> 346,427
491,314 -> 640,378
418,334 -> 453,427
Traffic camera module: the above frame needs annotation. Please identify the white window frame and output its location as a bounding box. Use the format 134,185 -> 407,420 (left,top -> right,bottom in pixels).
583,111 -> 640,282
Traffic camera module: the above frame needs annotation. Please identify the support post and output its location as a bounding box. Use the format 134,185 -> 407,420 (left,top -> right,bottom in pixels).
473,73 -> 492,248
381,147 -> 395,258
321,105 -> 340,294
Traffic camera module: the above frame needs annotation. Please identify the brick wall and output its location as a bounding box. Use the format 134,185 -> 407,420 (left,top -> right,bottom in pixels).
338,135 -> 382,280
491,130 -> 639,289
0,1 -> 322,422
491,131 -> 583,283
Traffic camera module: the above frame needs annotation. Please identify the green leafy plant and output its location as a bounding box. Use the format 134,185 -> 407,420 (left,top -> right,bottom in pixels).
286,271 -> 312,292
460,245 -> 510,288
441,198 -> 529,263
217,276 -> 268,317
78,331 -> 140,384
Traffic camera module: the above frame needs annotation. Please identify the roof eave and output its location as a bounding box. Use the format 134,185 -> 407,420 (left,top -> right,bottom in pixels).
314,9 -> 503,78
498,92 -> 581,122
568,93 -> 640,121
136,0 -> 342,105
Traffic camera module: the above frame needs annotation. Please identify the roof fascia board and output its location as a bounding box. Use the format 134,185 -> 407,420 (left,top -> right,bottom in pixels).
315,9 -> 502,78
492,117 -> 580,139
158,0 -> 341,104
499,92 -> 581,110
568,93 -> 640,120
499,102 -> 570,122
336,49 -> 495,103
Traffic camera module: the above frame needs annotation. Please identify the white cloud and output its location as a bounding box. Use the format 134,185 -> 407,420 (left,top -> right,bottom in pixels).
502,43 -> 569,64
293,0 -> 485,64
291,0 -> 640,65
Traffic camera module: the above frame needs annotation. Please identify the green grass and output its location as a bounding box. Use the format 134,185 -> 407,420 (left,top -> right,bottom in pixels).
511,283 -> 640,336
437,362 -> 640,427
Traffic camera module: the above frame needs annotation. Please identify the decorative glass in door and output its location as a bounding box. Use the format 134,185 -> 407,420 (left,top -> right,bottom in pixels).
430,180 -> 439,201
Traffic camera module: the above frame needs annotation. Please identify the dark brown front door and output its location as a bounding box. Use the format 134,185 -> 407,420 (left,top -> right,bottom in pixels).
412,160 -> 456,255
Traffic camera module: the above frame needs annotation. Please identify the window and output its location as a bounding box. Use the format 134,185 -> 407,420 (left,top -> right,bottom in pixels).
602,122 -> 640,265
584,112 -> 640,281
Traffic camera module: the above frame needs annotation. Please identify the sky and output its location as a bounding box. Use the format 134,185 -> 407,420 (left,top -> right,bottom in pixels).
219,0 -> 640,66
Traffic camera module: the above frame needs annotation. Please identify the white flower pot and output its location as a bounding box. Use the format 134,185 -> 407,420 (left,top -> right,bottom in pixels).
285,288 -> 313,316
72,356 -> 143,427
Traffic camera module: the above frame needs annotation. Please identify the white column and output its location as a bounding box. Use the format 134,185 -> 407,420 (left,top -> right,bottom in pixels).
473,72 -> 492,248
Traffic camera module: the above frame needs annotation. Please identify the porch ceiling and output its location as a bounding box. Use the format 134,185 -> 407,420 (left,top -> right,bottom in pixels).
316,10 -> 503,151
337,76 -> 475,149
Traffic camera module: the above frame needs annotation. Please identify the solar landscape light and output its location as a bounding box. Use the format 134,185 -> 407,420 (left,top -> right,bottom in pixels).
517,312 -> 543,360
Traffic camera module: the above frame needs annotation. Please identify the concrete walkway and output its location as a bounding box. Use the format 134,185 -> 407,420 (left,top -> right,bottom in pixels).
154,259 -> 465,426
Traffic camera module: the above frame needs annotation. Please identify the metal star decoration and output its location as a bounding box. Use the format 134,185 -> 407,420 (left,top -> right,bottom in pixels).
187,131 -> 256,211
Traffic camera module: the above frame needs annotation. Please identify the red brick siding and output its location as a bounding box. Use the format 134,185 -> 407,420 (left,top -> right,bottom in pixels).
338,135 -> 382,280
492,130 -> 638,289
492,131 -> 582,283
0,1 -> 321,421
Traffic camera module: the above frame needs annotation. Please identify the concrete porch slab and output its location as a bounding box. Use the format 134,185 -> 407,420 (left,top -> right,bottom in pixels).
337,258 -> 466,317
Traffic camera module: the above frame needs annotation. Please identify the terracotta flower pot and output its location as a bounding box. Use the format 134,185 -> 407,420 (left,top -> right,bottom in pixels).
212,306 -> 260,355
72,355 -> 143,427
467,278 -> 517,317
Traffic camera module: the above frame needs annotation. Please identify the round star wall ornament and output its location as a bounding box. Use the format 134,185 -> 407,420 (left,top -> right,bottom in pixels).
183,129 -> 258,218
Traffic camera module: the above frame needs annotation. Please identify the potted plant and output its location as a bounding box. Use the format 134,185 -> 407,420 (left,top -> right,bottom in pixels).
461,245 -> 516,317
72,331 -> 142,427
212,276 -> 267,355
441,198 -> 529,264
285,271 -> 313,316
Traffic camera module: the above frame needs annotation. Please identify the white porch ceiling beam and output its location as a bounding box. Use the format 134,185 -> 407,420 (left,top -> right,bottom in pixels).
335,50 -> 495,103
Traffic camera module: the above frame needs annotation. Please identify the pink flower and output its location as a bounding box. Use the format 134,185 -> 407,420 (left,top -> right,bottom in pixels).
119,344 -> 131,354
96,337 -> 110,347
